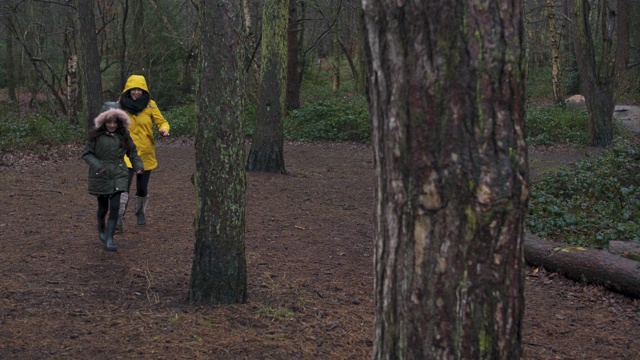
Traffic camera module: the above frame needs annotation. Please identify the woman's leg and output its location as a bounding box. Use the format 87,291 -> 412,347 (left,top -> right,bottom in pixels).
134,171 -> 152,225
135,170 -> 151,197
117,169 -> 136,231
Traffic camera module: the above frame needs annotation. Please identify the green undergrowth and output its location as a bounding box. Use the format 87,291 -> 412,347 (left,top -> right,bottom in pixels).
526,104 -> 591,145
0,101 -> 84,151
527,139 -> 640,248
284,95 -> 369,143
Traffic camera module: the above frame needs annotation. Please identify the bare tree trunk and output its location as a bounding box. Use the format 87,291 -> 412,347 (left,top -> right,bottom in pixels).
131,0 -> 145,74
363,0 -> 528,358
66,55 -> 79,124
5,23 -> 17,103
285,0 -> 302,110
332,16 -> 340,92
190,0 -> 247,305
246,0 -> 289,174
547,0 -> 564,104
570,0 -> 631,147
77,0 -> 103,128
297,1 -> 307,87
119,1 -> 130,88
354,8 -> 366,94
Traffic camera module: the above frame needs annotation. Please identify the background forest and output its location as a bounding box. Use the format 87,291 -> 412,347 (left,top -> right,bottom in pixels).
0,1 -> 639,248
0,1 -> 639,138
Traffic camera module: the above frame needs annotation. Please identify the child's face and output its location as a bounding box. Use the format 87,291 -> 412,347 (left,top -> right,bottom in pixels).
105,118 -> 118,133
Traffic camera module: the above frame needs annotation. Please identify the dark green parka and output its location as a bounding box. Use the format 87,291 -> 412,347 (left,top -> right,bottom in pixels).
82,108 -> 144,195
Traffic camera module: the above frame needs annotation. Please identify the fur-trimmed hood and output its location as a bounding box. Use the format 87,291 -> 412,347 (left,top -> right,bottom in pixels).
94,108 -> 131,129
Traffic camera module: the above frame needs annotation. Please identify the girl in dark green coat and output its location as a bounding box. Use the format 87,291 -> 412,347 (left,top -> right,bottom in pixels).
82,108 -> 144,251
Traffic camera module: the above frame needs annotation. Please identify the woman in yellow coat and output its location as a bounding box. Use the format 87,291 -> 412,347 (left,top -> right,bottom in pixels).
118,75 -> 170,229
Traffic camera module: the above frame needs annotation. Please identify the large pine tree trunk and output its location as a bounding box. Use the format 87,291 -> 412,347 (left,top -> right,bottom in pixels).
189,0 -> 247,305
363,1 -> 528,358
246,0 -> 289,174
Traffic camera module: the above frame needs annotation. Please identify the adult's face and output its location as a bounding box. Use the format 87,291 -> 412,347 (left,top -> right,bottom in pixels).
130,88 -> 143,101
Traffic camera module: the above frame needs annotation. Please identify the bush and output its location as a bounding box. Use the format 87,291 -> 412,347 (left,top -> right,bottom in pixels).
284,96 -> 370,143
527,66 -> 553,102
527,139 -> 640,248
526,105 -> 591,145
0,102 -> 84,151
163,104 -> 196,138
164,103 -> 255,139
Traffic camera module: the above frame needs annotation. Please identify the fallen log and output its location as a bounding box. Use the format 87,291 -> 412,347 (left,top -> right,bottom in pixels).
609,240 -> 640,262
524,233 -> 640,299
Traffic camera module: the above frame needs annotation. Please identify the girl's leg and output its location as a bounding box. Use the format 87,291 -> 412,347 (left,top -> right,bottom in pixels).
97,196 -> 109,242
103,192 -> 122,252
108,192 -> 122,223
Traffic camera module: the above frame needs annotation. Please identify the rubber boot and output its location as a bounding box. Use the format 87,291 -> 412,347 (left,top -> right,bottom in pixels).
103,218 -> 118,252
135,196 -> 148,225
116,192 -> 129,231
98,217 -> 107,243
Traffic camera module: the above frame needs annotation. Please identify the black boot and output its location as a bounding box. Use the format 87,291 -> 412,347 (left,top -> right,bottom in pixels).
98,217 -> 107,244
103,218 -> 118,252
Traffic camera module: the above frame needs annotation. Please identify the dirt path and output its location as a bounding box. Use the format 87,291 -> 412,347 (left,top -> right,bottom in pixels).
0,138 -> 639,359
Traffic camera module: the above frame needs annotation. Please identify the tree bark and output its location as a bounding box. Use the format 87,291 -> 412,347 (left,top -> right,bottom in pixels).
525,234 -> 640,298
569,0 -> 631,147
189,0 -> 247,305
246,0 -> 289,174
363,0 -> 528,358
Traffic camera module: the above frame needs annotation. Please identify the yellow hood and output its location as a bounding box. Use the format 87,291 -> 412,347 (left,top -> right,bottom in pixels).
122,75 -> 149,94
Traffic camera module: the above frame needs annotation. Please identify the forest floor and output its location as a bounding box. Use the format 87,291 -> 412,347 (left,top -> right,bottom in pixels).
1,109 -> 640,359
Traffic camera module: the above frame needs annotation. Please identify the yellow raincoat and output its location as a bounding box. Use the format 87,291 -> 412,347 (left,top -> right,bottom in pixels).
121,75 -> 170,171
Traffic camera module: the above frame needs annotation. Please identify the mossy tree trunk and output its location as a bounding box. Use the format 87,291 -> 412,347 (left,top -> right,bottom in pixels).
570,0 -> 630,147
246,0 -> 288,174
363,0 -> 528,358
189,0 -> 247,305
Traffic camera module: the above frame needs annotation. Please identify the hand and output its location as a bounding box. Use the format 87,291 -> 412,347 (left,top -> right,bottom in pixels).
159,129 -> 170,137
136,169 -> 143,175
96,168 -> 106,175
